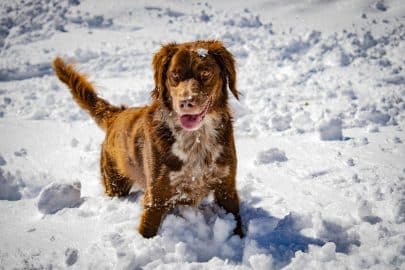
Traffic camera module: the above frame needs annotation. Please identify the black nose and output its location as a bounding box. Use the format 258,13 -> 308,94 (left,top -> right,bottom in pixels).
179,99 -> 195,109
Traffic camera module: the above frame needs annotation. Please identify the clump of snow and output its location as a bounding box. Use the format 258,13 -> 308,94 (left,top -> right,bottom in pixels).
323,47 -> 352,67
318,118 -> 343,141
158,206 -> 242,262
249,253 -> 274,270
196,48 -> 208,57
0,169 -> 23,201
271,114 -> 292,132
292,111 -> 314,133
357,200 -> 372,219
316,242 -> 337,262
367,124 -> 380,133
37,182 -> 82,214
256,148 -> 288,164
287,243 -> 337,268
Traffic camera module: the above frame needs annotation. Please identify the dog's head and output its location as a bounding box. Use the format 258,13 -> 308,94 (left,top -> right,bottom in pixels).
151,40 -> 239,131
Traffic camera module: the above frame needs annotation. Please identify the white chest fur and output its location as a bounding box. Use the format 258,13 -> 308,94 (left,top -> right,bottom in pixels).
168,116 -> 229,205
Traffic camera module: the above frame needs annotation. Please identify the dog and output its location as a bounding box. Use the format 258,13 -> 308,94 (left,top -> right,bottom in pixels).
53,40 -> 243,238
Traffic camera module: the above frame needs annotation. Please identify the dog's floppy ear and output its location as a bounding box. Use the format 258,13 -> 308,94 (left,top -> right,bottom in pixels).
151,43 -> 178,101
208,41 -> 239,100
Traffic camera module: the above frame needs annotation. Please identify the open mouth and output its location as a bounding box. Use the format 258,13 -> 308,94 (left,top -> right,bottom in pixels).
179,98 -> 211,130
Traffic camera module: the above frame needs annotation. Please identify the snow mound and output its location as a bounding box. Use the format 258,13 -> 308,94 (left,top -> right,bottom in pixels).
37,182 -> 82,214
256,148 -> 288,164
318,118 -> 343,141
159,206 -> 242,262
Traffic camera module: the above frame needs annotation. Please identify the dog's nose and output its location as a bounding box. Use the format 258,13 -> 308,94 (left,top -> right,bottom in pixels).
179,98 -> 195,109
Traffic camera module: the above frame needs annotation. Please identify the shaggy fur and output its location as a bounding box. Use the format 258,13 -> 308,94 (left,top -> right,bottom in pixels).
53,40 -> 243,238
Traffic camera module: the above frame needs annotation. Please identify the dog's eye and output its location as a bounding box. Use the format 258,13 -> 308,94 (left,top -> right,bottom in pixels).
200,70 -> 211,80
170,72 -> 180,82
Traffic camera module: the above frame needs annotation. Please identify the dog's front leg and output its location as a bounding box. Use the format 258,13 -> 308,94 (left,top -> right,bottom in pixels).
138,204 -> 168,238
138,186 -> 172,238
213,180 -> 244,238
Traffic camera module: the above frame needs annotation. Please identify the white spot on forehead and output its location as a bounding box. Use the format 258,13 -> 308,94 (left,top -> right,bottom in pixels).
196,48 -> 208,57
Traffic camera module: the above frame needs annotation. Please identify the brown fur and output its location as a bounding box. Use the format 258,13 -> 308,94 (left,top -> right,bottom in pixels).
53,40 -> 243,238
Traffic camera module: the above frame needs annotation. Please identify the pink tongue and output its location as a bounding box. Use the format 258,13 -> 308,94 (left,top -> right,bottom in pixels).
180,114 -> 202,130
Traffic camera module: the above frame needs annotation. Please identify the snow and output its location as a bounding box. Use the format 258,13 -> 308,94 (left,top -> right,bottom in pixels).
37,182 -> 82,214
0,168 -> 23,201
256,148 -> 288,164
196,48 -> 208,57
0,154 -> 6,166
1,0 -> 405,269
318,118 -> 343,141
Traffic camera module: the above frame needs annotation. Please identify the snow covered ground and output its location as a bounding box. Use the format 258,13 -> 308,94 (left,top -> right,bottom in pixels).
0,0 -> 404,269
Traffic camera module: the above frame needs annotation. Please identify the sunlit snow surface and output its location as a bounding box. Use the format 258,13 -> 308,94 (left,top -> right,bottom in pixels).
0,0 -> 404,269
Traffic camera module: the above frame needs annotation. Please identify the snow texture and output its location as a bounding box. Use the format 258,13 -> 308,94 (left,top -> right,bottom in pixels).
0,154 -> 6,166
0,0 -> 404,269
0,168 -> 23,201
256,148 -> 288,164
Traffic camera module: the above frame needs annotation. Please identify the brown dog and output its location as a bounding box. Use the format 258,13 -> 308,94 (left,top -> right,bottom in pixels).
53,40 -> 243,238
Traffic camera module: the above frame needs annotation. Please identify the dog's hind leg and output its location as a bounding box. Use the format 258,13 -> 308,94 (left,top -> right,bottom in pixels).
100,149 -> 132,197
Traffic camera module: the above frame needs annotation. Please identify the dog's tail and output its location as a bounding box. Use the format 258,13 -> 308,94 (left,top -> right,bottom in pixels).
53,57 -> 124,130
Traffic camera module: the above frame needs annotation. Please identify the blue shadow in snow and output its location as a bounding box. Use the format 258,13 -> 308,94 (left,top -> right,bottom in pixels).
240,202 -> 360,268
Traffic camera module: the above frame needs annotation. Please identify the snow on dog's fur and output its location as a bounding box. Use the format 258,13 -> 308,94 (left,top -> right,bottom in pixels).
53,40 -> 243,238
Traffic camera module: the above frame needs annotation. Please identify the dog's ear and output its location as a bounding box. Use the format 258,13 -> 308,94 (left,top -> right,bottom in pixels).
208,41 -> 239,100
151,43 -> 178,101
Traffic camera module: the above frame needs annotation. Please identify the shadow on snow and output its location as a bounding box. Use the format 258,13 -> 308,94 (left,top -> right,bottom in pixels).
240,201 -> 360,268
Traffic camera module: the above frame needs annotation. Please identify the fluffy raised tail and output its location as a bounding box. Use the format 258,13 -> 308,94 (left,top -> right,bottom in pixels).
53,57 -> 124,130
